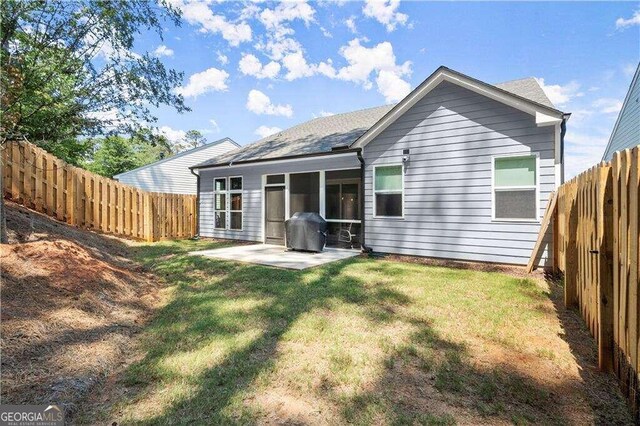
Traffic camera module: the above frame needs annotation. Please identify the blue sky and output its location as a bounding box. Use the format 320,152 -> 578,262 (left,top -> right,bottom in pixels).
135,1 -> 639,178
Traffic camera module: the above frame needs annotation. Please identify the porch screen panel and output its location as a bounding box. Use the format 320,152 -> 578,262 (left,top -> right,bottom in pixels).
289,172 -> 319,215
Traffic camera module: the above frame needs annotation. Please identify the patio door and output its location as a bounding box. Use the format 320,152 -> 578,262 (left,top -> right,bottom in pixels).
265,185 -> 285,245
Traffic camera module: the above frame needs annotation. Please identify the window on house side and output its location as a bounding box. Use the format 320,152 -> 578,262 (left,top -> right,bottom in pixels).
374,165 -> 403,218
229,177 -> 243,230
214,178 -> 226,230
493,156 -> 538,221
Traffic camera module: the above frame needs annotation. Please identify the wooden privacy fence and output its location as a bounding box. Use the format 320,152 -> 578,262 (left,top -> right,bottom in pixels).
1,140 -> 197,242
547,145 -> 639,419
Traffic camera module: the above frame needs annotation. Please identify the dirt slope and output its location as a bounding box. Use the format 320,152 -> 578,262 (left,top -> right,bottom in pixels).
0,201 -> 162,419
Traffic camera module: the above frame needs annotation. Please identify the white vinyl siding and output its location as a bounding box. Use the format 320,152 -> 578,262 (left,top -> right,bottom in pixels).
115,139 -> 238,194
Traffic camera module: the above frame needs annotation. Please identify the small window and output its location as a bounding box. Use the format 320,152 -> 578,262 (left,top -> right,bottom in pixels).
493,156 -> 537,221
266,174 -> 285,185
374,165 -> 403,217
230,177 -> 243,190
214,178 -> 227,229
229,177 -> 243,230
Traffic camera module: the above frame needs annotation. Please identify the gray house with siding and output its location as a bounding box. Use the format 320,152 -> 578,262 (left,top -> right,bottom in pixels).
602,62 -> 640,161
114,137 -> 239,194
191,66 -> 569,266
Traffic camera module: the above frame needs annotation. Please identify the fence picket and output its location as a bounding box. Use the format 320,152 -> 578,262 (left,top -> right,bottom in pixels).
1,140 -> 197,242
552,146 -> 640,420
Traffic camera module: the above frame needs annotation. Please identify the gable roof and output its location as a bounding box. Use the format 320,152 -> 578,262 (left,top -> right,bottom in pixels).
193,66 -> 567,169
601,62 -> 640,161
192,105 -> 394,169
352,66 -> 567,148
114,137 -> 239,178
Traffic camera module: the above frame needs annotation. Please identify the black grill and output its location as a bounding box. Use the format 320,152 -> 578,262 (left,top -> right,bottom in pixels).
285,212 -> 328,252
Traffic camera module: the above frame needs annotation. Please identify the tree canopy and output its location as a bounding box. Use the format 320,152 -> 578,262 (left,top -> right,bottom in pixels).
0,0 -> 189,165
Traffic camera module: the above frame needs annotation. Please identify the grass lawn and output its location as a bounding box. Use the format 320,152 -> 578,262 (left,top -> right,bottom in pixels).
81,240 -> 631,425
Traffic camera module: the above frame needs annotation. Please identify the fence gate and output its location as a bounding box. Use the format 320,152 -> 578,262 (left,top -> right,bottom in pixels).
540,146 -> 638,419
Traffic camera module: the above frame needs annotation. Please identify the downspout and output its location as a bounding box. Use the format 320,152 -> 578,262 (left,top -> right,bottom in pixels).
189,167 -> 200,239
356,149 -> 373,254
560,116 -> 568,184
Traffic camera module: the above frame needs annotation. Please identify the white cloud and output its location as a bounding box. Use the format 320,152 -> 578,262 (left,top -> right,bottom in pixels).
592,98 -> 623,114
157,126 -> 186,144
258,37 -> 303,61
534,78 -> 582,106
217,51 -> 229,65
564,132 -> 610,178
320,26 -> 332,38
362,0 -> 408,32
335,38 -> 412,102
255,125 -> 282,138
239,53 -> 281,79
376,69 -> 411,103
615,9 -> 640,29
176,67 -> 229,98
259,1 -> 316,35
281,51 -> 335,80
319,110 -> 334,117
168,0 -> 251,46
209,119 -> 220,133
345,16 -> 357,33
246,90 -> 293,117
153,44 -> 174,57
275,38 -> 412,102
623,63 -> 637,77
255,1 -> 316,61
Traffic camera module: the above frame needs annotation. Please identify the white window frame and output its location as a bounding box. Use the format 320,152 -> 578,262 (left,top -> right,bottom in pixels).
373,164 -> 405,219
213,177 -> 227,230
228,176 -> 243,231
491,154 -> 540,223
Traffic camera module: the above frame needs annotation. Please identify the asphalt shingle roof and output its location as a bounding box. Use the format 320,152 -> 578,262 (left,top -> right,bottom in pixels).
494,77 -> 556,109
194,104 -> 394,168
194,76 -> 556,169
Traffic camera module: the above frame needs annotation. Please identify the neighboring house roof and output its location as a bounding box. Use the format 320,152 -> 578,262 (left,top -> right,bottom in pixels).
114,137 -> 239,179
193,66 -> 566,169
602,62 -> 640,161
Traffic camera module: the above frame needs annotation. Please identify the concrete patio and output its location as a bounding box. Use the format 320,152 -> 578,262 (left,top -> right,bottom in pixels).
189,244 -> 361,270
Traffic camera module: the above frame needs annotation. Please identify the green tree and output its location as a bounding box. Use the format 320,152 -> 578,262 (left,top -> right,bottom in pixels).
130,128 -> 174,165
0,0 -> 189,164
87,135 -> 138,178
182,130 -> 207,150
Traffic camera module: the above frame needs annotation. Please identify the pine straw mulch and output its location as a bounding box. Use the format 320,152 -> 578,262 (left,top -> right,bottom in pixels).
0,201 -> 164,420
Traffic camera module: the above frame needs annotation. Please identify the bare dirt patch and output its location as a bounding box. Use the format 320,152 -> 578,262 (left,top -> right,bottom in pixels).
0,202 -> 162,419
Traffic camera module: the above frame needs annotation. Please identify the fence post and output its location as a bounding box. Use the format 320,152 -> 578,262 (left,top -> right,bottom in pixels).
598,164 -> 614,372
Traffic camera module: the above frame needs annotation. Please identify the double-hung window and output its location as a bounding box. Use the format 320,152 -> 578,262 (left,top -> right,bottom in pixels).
214,177 -> 243,230
229,177 -> 243,230
214,178 -> 227,229
374,165 -> 403,218
493,155 -> 538,221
